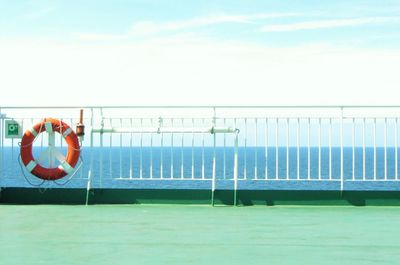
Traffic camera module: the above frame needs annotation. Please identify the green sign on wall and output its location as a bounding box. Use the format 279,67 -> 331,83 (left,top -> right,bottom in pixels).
5,120 -> 22,138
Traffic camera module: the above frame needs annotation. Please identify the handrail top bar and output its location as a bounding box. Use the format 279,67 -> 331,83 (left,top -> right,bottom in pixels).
2,105 -> 400,109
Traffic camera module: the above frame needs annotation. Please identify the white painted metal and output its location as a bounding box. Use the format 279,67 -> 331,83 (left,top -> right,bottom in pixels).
202,118 -> 205,180
363,118 -> 366,180
191,118 -> 194,180
307,118 -> 310,180
140,118 -> 143,179
2,105 -> 400,199
255,118 -> 258,180
318,118 -> 321,180
129,118 -> 133,179
170,118 -> 174,179
374,118 -> 376,180
297,118 -> 300,180
286,118 -> 289,180
340,109 -> 344,191
352,118 -> 355,181
233,129 -> 239,206
396,118 -> 399,180
150,118 -> 153,179
276,118 -> 279,180
329,118 -> 332,180
244,118 -> 247,180
119,118 -> 123,179
223,118 -> 226,180
384,118 -> 387,180
265,118 -> 268,180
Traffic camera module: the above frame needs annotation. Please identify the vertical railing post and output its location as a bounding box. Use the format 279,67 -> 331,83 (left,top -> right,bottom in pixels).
276,118 -> 279,180
233,129 -> 239,206
340,108 -> 344,192
384,118 -> 387,180
255,118 -> 258,180
373,118 -> 376,180
171,118 -> 174,179
160,117 -> 164,179
318,118 -> 321,180
211,108 -> 217,206
119,118 -> 123,179
192,118 -> 195,179
86,107 -> 94,206
129,118 -> 133,179
265,118 -> 269,180
140,118 -> 143,179
286,118 -> 289,180
307,118 -> 310,180
362,118 -> 366,180
180,118 -> 184,179
202,118 -> 205,180
297,118 -> 300,180
396,118 -> 398,180
329,118 -> 332,180
223,118 -> 227,180
352,118 -> 355,181
244,118 -> 247,180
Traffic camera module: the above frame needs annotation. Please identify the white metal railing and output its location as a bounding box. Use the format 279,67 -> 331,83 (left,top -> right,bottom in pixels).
1,106 -> 400,205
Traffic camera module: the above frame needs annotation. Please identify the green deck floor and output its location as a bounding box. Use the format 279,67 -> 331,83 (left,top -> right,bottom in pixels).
1,205 -> 399,265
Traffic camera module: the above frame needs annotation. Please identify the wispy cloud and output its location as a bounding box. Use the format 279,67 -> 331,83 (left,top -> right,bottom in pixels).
72,32 -> 127,41
23,6 -> 55,20
130,13 -> 299,35
261,16 -> 400,32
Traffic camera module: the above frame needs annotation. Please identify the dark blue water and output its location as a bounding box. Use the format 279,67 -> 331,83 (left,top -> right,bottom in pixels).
1,147 -> 400,190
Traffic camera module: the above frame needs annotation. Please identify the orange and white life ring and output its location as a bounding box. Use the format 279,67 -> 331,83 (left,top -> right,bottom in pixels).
20,118 -> 81,180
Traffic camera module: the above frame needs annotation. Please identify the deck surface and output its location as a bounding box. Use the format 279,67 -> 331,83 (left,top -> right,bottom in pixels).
0,205 -> 399,265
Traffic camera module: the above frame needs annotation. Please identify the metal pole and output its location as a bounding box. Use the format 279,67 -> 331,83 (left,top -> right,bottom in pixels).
86,107 -> 94,206
286,118 -> 289,180
161,119 -> 164,179
297,118 -> 300,180
396,118 -> 398,180
255,118 -> 258,180
340,108 -> 344,191
181,118 -> 184,179
129,118 -> 133,179
150,118 -> 153,179
171,118 -> 174,179
140,118 -> 143,179
308,118 -> 310,180
374,118 -> 376,180
223,118 -> 226,180
276,118 -> 279,180
202,118 -> 205,180
100,119 -> 104,186
265,118 -> 269,180
244,118 -> 247,180
384,118 -> 387,180
119,118 -> 123,179
352,118 -> 355,181
211,108 -> 216,206
233,130 -> 239,206
109,118 -> 113,178
318,118 -> 321,180
363,118 -> 366,180
192,118 -> 195,179
329,118 -> 332,181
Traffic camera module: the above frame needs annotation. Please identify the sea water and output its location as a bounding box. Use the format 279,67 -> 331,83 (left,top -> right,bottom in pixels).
1,147 -> 399,190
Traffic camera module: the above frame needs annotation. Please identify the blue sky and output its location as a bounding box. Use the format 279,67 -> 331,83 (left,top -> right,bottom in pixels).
0,1 -> 400,106
2,0 -> 400,47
